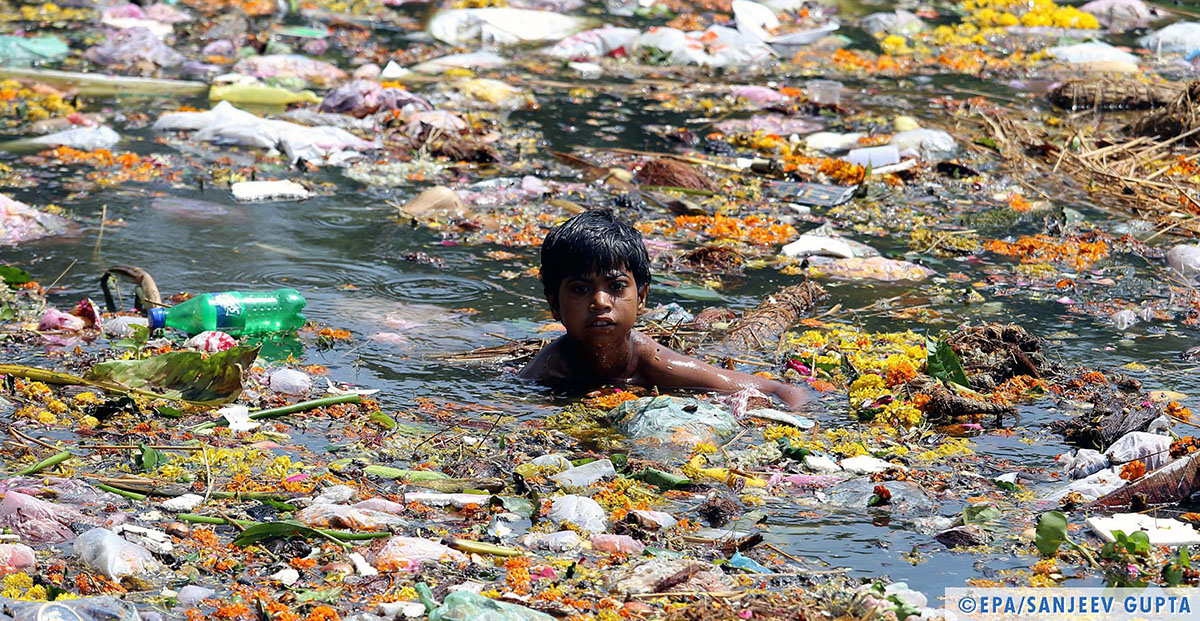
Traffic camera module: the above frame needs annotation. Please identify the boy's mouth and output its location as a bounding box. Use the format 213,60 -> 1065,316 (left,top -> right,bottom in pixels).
587,317 -> 617,331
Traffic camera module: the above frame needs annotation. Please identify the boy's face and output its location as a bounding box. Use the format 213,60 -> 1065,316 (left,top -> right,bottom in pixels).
549,267 -> 646,348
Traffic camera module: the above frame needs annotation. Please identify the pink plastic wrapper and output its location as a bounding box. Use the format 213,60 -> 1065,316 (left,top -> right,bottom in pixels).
590,534 -> 646,555
372,536 -> 467,572
186,330 -> 236,352
0,544 -> 35,575
0,491 -> 86,543
295,504 -> 406,530
0,194 -> 71,246
39,308 -> 85,332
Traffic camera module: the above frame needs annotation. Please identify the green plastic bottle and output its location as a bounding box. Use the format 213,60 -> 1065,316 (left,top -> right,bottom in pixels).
147,289 -> 307,337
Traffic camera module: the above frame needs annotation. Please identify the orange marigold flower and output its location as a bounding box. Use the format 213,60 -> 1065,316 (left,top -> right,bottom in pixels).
1167,401 -> 1192,421
306,606 -> 340,621
1119,460 -> 1146,481
809,379 -> 836,392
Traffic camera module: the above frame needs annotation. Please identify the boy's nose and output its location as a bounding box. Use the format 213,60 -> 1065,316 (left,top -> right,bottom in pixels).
590,291 -> 613,311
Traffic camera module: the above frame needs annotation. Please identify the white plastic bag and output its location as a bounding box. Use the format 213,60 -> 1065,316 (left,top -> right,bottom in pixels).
1105,431 -> 1172,471
1167,244 -> 1200,281
891,129 -> 957,161
428,8 -> 596,46
1047,41 -> 1138,65
1062,448 -> 1110,479
1139,21 -> 1200,54
30,126 -> 120,150
520,530 -> 582,552
547,495 -> 607,532
74,528 -> 159,579
550,459 -> 615,490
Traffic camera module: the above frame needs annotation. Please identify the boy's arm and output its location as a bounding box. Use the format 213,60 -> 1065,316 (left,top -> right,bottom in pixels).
518,338 -> 563,381
636,334 -> 811,409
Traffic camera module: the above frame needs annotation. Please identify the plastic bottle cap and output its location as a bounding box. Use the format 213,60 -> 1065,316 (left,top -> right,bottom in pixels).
148,307 -> 166,330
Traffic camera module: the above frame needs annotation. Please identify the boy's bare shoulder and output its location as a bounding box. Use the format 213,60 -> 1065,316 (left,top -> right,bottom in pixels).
518,335 -> 570,381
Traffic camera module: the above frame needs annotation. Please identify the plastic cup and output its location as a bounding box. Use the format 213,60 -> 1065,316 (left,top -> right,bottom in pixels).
806,79 -> 843,105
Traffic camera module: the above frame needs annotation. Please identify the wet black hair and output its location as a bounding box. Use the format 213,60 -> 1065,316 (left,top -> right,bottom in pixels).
540,209 -> 651,301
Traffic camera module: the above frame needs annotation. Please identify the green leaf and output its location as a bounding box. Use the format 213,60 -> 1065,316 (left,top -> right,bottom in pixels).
86,346 -> 260,406
296,587 -> 342,604
1035,511 -> 1068,557
889,595 -> 921,621
926,335 -> 970,388
363,465 -> 449,481
155,406 -> 184,419
0,305 -> 15,321
963,505 -> 1001,526
633,468 -> 692,491
490,495 -> 534,518
260,499 -> 299,513
232,520 -> 331,547
368,410 -> 396,430
1126,530 -> 1151,555
610,453 -> 628,472
136,444 -> 167,472
777,437 -> 810,460
0,266 -> 31,286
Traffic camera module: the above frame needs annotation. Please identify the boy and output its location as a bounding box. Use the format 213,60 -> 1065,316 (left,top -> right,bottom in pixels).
519,209 -> 811,409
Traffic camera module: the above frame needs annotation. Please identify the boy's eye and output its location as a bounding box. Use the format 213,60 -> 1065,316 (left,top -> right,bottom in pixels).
611,281 -> 628,291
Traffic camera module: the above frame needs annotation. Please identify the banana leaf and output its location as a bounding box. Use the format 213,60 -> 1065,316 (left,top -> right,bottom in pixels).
85,346 -> 259,406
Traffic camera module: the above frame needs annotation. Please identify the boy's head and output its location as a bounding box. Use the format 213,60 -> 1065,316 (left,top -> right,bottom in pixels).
539,209 -> 651,343
540,209 -> 651,300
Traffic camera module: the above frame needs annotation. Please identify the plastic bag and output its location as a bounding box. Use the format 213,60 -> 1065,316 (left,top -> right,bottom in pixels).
807,256 -> 935,282
1167,244 -> 1200,281
295,504 -> 406,530
1111,309 -> 1139,330
1105,431 -> 1172,471
0,36 -> 69,66
232,54 -> 348,88
546,495 -> 607,532
74,528 -> 159,579
429,590 -> 555,621
859,10 -> 924,36
1046,41 -> 1138,65
1061,448 -> 1110,479
29,126 -> 120,151
0,545 -> 35,576
520,531 -> 582,552
891,129 -> 957,160
550,459 -> 615,490
268,368 -> 313,395
373,536 -> 467,572
0,491 -> 83,543
608,557 -> 736,596
590,534 -> 645,555
1139,21 -> 1200,54
428,8 -> 597,46
155,102 -> 376,166
613,396 -> 738,455
636,25 -> 772,68
543,26 -> 639,59
85,27 -> 184,68
320,80 -> 433,117
1045,466 -> 1126,503
411,51 -> 510,74
1080,0 -> 1159,29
